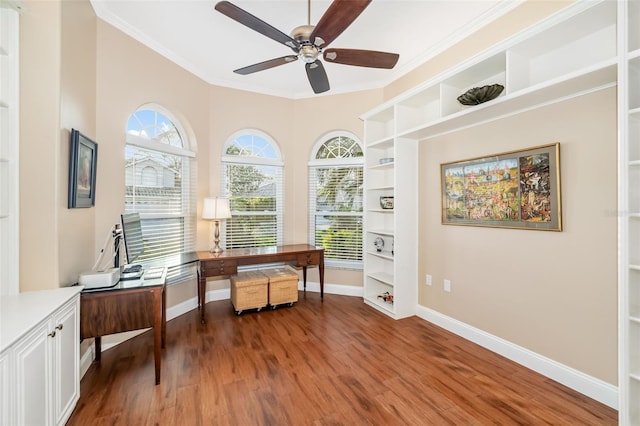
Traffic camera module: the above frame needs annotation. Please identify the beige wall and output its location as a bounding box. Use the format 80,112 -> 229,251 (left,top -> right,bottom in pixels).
94,19 -> 212,306
18,0 -> 616,389
419,87 -> 618,384
20,0 -> 63,291
59,0 -> 97,286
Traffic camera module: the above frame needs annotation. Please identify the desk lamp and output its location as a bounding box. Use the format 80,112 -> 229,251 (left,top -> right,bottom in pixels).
202,197 -> 231,253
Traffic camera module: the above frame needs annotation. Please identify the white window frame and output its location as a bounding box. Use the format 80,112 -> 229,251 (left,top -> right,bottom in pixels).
221,129 -> 284,249
308,131 -> 364,270
125,103 -> 197,284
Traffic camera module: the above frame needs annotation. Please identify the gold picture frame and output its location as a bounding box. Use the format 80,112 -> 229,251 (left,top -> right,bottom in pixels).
441,143 -> 562,231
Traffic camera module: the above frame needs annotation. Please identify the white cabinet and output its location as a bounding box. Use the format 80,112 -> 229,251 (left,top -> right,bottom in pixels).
0,349 -> 11,426
0,287 -> 82,426
362,0 -> 617,320
618,0 -> 640,423
14,320 -> 51,426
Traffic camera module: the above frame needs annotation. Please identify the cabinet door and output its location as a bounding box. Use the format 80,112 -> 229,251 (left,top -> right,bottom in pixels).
14,320 -> 52,426
53,299 -> 79,426
0,350 -> 12,426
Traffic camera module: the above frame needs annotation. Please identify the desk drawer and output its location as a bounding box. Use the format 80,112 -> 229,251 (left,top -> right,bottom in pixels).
201,259 -> 238,276
296,252 -> 320,266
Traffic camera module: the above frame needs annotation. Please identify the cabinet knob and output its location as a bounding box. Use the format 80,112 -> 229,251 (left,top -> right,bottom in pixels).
48,331 -> 56,338
56,324 -> 63,331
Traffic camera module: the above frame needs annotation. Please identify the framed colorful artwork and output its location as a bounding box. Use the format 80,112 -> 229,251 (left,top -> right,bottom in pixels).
441,143 -> 561,231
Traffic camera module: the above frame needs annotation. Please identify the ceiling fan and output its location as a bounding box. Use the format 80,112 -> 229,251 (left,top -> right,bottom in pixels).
214,0 -> 400,94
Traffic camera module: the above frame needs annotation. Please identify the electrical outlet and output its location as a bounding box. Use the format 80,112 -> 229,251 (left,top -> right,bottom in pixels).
426,274 -> 432,286
444,279 -> 451,292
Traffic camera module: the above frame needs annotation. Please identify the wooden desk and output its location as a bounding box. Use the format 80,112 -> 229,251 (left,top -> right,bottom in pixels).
79,268 -> 167,385
197,244 -> 324,323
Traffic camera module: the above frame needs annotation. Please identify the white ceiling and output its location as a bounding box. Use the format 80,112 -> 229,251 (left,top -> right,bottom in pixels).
90,0 -> 522,99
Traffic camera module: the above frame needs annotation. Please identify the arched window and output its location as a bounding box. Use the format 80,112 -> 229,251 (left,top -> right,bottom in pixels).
125,105 -> 196,283
221,130 -> 283,248
308,132 -> 364,268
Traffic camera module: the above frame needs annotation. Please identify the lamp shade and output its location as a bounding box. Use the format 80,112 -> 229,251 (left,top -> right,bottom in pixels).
202,197 -> 231,220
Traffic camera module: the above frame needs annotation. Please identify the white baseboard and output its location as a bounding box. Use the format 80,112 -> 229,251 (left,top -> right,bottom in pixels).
415,305 -> 618,410
80,343 -> 95,379
298,279 -> 364,297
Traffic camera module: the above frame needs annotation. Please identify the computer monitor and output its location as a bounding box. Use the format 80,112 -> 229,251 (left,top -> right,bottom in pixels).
120,213 -> 145,276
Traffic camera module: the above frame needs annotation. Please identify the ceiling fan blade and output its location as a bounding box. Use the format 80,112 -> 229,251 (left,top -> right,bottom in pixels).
305,60 -> 330,94
310,0 -> 371,48
215,1 -> 300,51
234,55 -> 299,75
323,48 -> 399,69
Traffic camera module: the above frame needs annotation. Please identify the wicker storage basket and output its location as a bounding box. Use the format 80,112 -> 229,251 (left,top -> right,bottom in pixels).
263,266 -> 299,308
230,270 -> 268,315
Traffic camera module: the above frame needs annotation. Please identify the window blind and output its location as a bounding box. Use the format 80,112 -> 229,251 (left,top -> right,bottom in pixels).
309,164 -> 363,268
125,139 -> 197,284
222,162 -> 283,248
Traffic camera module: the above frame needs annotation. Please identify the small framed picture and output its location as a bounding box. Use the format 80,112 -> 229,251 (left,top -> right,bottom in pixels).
379,196 -> 394,210
68,129 -> 98,208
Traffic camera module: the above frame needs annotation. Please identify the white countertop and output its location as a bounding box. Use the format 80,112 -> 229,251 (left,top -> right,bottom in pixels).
0,286 -> 83,352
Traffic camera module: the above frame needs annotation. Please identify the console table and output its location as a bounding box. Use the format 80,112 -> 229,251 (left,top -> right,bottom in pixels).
197,244 -> 324,323
79,268 -> 167,385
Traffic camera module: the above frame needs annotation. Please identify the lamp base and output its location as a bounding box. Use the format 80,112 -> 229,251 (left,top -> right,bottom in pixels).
209,220 -> 224,253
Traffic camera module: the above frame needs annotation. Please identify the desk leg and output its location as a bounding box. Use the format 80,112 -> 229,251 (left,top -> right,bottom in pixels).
94,336 -> 102,363
302,266 -> 307,292
199,268 -> 206,324
161,286 -> 166,349
196,267 -> 201,309
153,289 -> 162,385
319,255 -> 324,300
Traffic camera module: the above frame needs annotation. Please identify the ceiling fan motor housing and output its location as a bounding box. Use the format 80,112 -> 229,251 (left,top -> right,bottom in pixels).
291,25 -> 321,63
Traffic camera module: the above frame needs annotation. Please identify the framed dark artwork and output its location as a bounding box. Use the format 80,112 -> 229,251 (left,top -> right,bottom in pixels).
441,143 -> 562,231
68,129 -> 98,208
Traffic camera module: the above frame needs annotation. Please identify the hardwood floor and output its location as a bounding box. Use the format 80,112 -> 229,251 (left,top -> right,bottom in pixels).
68,292 -> 617,425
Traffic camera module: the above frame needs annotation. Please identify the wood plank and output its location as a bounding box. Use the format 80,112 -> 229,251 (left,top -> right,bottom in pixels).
67,293 -> 617,425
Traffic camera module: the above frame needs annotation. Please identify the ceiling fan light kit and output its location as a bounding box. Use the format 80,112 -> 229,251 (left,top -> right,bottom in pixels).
214,0 -> 399,94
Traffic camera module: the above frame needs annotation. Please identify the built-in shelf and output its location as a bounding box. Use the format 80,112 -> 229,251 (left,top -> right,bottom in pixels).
367,185 -> 394,191
368,162 -> 394,170
367,272 -> 394,286
367,250 -> 394,261
363,3 -> 637,416
619,0 -> 638,423
367,228 -> 394,236
362,0 -> 618,323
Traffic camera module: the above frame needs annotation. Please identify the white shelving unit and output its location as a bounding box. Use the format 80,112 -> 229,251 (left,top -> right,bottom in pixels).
0,6 -> 20,295
619,0 -> 639,423
362,0 -> 619,339
362,107 -> 418,318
